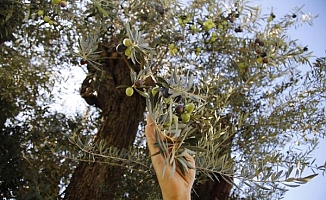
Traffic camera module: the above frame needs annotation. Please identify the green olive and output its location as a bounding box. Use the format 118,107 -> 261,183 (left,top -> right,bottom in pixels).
125,87 -> 134,96
44,16 -> 51,23
123,38 -> 133,47
37,10 -> 44,16
185,103 -> 195,113
181,113 -> 191,123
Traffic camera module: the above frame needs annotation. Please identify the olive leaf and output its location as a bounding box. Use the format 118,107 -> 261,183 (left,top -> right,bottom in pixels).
124,23 -> 155,64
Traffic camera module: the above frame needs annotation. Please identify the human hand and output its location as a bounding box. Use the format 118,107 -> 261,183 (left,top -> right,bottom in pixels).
145,114 -> 196,200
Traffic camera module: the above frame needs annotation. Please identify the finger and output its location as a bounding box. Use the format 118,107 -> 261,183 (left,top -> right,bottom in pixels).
181,153 -> 196,183
146,113 -> 154,125
145,114 -> 166,145
145,114 -> 196,181
145,114 -> 167,178
145,114 -> 157,154
174,152 -> 195,174
183,153 -> 195,168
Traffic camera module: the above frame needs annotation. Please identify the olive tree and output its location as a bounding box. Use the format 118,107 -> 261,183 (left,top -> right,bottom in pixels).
1,0 -> 325,199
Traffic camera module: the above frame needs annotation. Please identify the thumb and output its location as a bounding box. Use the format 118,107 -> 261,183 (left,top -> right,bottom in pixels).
145,114 -> 156,154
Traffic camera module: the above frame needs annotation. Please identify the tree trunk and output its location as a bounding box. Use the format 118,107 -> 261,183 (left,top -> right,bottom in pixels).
64,42 -> 146,199
64,41 -> 233,199
193,175 -> 233,200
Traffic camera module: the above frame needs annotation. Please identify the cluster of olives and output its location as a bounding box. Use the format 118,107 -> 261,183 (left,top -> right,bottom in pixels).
253,38 -> 269,64
169,43 -> 178,55
237,37 -> 270,74
125,77 -> 155,97
37,10 -> 54,25
175,103 -> 195,123
125,84 -> 196,124
37,0 -> 67,25
178,14 -> 191,27
122,38 -> 133,58
115,37 -> 135,58
267,13 -> 276,23
203,19 -> 216,31
52,0 -> 67,7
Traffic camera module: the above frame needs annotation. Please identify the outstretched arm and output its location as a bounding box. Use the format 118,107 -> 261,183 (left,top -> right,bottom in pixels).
145,114 -> 196,200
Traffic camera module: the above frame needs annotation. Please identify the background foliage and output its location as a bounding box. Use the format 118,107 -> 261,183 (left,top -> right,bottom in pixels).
0,0 -> 325,199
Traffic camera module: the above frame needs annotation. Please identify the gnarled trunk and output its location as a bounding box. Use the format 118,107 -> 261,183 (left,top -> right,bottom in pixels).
64,42 -> 146,199
64,41 -> 233,199
193,175 -> 233,200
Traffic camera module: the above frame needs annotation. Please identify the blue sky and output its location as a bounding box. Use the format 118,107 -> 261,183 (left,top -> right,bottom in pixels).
258,0 -> 326,199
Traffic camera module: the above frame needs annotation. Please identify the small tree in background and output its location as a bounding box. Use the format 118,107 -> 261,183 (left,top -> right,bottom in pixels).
1,0 -> 325,199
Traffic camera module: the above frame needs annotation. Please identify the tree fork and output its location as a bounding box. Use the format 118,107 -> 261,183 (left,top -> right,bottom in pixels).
64,42 -> 146,199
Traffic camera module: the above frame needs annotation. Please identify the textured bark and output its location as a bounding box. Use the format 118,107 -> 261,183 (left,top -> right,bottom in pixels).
64,42 -> 146,200
65,40 -> 233,199
193,175 -> 233,200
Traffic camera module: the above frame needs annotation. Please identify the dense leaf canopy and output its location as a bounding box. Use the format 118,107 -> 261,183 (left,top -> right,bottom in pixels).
1,0 -> 325,199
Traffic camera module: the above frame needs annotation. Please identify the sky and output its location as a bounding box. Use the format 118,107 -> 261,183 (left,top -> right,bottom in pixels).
53,0 -> 326,199
258,0 -> 326,199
